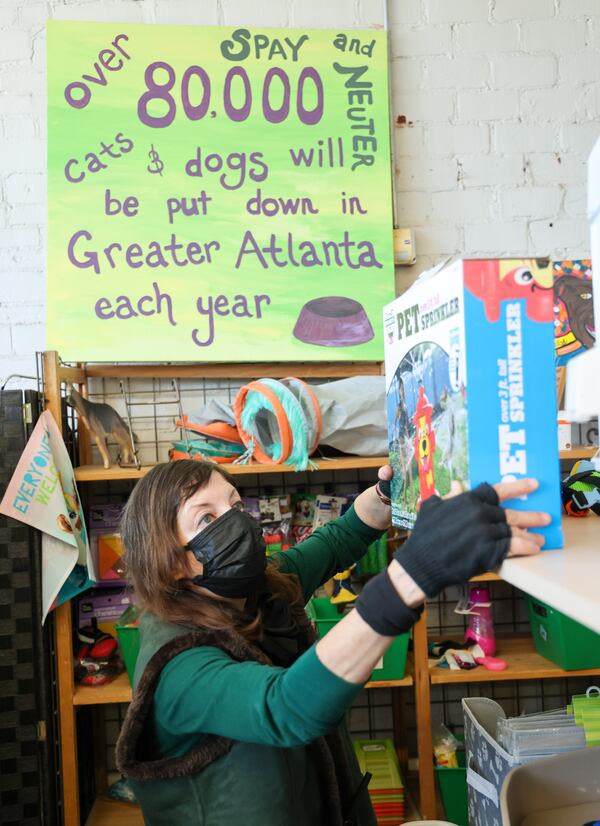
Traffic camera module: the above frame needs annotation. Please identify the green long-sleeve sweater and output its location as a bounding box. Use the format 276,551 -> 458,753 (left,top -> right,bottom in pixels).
144,505 -> 383,759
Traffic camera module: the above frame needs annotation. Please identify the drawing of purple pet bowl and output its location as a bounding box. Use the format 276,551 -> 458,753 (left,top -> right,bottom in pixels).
293,296 -> 374,347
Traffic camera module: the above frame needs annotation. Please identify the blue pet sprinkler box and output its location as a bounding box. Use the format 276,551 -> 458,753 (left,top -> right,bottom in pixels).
383,258 -> 563,549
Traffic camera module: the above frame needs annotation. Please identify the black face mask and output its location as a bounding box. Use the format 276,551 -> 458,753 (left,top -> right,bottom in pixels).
185,507 -> 267,598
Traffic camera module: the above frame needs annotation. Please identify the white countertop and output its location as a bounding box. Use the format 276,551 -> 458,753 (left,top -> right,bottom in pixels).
500,517 -> 600,634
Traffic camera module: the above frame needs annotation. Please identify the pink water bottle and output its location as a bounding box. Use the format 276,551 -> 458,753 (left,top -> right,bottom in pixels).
464,585 -> 496,656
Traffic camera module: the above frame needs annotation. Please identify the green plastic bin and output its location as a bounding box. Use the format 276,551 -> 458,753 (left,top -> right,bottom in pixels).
115,604 -> 141,686
306,597 -> 409,682
526,594 -> 600,671
435,749 -> 468,826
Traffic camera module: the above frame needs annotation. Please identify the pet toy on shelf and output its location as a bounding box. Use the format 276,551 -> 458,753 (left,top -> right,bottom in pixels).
66,386 -> 137,469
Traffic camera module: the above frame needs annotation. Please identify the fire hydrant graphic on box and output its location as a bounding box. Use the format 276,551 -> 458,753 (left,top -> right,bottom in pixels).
413,386 -> 437,508
384,258 -> 563,549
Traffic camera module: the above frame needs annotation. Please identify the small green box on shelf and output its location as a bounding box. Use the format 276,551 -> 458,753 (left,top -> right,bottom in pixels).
306,597 -> 409,682
526,594 -> 600,671
115,604 -> 141,686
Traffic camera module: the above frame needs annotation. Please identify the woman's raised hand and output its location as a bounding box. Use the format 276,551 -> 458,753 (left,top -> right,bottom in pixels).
393,478 -> 550,600
352,464 -> 395,531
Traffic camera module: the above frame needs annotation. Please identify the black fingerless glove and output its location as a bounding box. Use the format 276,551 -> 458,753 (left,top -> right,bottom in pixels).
355,569 -> 424,636
395,483 -> 511,598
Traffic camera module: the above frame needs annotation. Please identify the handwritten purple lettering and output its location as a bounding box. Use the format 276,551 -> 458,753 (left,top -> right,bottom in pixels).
68,230 -> 220,274
94,282 -> 177,326
64,133 -> 133,183
138,61 -> 324,128
192,293 -> 271,347
234,230 -> 382,270
64,34 -> 130,109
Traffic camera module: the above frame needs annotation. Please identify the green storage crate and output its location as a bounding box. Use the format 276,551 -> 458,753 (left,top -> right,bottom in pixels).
526,594 -> 600,671
115,604 -> 141,686
306,597 -> 409,682
435,749 -> 468,826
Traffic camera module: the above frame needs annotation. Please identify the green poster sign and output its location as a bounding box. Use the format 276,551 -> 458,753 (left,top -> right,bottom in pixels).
47,21 -> 394,361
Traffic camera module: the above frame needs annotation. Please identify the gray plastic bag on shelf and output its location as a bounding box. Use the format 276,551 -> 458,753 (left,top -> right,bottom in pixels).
187,398 -> 236,427
311,376 -> 387,456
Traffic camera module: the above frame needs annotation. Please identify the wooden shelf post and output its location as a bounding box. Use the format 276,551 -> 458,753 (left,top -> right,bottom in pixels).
412,606 -> 437,819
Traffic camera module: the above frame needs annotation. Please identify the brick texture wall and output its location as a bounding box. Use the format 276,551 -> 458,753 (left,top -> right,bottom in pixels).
1,0 -> 599,379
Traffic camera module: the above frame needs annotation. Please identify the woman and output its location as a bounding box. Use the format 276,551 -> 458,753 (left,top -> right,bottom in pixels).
116,460 -> 548,825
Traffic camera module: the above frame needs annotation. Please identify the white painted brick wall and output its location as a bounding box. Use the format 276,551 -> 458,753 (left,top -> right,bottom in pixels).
427,55 -> 490,89
457,90 -> 519,121
456,21 -> 520,53
493,0 -> 556,22
0,0 -> 599,382
457,154 -> 525,188
492,54 -> 558,88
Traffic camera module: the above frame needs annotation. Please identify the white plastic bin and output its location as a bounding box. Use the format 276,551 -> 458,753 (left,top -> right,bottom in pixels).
500,745 -> 600,825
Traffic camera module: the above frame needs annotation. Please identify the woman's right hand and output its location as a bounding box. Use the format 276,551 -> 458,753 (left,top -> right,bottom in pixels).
392,478 -> 550,603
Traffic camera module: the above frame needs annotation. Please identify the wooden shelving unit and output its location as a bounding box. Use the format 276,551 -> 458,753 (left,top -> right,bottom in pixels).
43,352 -> 600,826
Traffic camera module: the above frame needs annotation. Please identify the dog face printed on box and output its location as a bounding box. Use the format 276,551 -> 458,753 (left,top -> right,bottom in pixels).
384,258 -> 563,549
463,259 -> 554,324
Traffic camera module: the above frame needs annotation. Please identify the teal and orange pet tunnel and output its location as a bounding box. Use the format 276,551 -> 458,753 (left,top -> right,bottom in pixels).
233,378 -> 322,471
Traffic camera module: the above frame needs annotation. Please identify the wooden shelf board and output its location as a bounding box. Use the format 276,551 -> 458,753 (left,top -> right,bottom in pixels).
86,797 -> 143,826
365,658 -> 414,689
469,571 -> 502,582
82,361 -> 384,379
430,632 -> 600,684
74,456 -> 389,481
73,657 -> 411,705
559,445 -> 597,460
87,771 -> 418,826
75,465 -> 148,481
74,449 -> 596,482
74,671 -> 132,706
365,675 -> 413,688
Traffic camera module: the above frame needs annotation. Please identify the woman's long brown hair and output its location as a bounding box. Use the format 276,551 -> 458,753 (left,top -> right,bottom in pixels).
121,459 -> 304,642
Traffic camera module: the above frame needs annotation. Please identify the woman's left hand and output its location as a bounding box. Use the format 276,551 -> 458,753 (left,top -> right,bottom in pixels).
353,465 -> 393,531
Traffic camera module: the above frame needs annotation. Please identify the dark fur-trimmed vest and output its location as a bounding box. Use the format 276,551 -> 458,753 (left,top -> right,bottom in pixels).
116,620 -> 367,826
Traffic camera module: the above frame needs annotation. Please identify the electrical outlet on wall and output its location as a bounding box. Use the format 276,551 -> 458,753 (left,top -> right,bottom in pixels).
393,228 -> 416,266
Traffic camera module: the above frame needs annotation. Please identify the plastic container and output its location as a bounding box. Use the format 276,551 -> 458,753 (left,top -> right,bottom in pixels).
115,604 -> 141,686
526,594 -> 600,670
501,744 -> 600,825
435,750 -> 468,826
306,597 -> 409,681
464,585 -> 496,657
